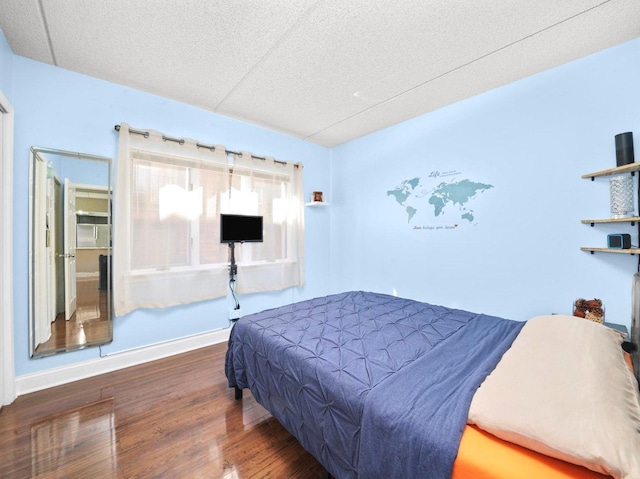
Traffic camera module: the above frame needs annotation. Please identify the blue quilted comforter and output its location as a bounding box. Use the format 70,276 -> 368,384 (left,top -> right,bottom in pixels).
225,291 -> 523,479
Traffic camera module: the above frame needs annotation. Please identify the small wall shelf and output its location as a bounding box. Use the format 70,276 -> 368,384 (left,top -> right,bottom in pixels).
305,201 -> 329,207
581,217 -> 640,226
581,247 -> 640,255
582,162 -> 640,180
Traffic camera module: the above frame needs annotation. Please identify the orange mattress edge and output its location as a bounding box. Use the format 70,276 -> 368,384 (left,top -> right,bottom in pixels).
452,425 -> 609,479
451,352 -> 634,479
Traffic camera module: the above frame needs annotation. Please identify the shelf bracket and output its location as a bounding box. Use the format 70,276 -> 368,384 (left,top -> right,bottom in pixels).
590,176 -> 595,181
590,222 -> 595,227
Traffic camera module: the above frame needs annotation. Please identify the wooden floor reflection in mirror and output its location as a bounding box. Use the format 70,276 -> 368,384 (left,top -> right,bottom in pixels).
34,277 -> 111,355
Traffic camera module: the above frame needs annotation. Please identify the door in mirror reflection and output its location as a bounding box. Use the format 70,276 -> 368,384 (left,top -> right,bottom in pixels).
29,147 -> 113,357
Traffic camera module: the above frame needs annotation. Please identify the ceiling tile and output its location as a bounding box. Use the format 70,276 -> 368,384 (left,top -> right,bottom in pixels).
39,0 -> 318,109
307,0 -> 640,146
0,0 -> 54,63
215,0 -> 632,142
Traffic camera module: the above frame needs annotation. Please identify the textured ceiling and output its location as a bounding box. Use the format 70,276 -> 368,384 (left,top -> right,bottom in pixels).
0,1 -> 639,147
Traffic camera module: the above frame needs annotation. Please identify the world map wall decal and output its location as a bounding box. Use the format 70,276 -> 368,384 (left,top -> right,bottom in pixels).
387,171 -> 493,228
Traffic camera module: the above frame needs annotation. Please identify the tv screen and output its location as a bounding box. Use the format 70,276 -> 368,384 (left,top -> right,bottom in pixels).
220,214 -> 264,243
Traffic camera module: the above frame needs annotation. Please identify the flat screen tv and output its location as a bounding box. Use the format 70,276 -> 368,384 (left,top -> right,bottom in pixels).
220,214 -> 264,243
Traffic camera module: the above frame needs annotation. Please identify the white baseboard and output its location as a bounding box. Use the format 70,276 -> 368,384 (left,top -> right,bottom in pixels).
15,327 -> 231,397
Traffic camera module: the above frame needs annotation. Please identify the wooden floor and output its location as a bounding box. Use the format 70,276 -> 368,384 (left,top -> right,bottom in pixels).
35,278 -> 111,355
0,342 -> 326,478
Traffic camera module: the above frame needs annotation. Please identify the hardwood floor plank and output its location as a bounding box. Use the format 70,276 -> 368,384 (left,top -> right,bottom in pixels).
0,342 -> 326,478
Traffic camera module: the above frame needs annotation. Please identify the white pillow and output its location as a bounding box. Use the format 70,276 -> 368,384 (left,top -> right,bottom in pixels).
468,314 -> 640,479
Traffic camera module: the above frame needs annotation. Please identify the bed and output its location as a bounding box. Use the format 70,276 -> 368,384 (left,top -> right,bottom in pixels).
225,291 -> 640,479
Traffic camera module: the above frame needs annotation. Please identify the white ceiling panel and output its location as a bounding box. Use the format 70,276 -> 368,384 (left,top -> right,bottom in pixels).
0,0 -> 54,63
306,0 -> 640,146
0,0 -> 638,146
216,0 -> 616,141
35,0 -> 317,108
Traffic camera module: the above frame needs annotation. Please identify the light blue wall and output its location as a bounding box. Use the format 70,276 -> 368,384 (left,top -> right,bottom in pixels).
0,27 -> 13,99
12,56 -> 331,375
330,38 -> 640,329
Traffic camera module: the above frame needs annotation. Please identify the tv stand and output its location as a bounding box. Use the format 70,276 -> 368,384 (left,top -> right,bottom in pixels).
228,243 -> 241,316
229,242 -> 237,277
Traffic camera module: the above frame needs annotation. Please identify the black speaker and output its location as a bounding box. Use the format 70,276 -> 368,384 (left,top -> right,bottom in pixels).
615,132 -> 634,167
607,233 -> 631,249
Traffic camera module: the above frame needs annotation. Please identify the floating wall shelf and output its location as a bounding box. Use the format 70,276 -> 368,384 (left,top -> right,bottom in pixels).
581,216 -> 640,226
305,201 -> 329,207
582,162 -> 640,180
581,247 -> 640,255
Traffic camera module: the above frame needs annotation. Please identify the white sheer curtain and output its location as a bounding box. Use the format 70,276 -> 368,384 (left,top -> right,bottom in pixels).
231,153 -> 305,293
114,124 -> 230,316
114,124 -> 305,316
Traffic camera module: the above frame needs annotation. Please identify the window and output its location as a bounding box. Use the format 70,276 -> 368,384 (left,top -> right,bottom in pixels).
130,150 -> 227,271
113,125 -> 304,316
231,153 -> 305,295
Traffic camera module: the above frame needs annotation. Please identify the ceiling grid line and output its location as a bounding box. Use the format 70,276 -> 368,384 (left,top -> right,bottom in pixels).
36,0 -> 56,65
213,0 -> 326,112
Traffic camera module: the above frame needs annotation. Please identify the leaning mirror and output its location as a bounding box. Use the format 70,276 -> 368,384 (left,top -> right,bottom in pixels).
29,147 -> 113,357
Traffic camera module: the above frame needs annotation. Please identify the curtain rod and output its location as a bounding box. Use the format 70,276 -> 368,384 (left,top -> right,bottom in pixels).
114,124 -> 297,168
